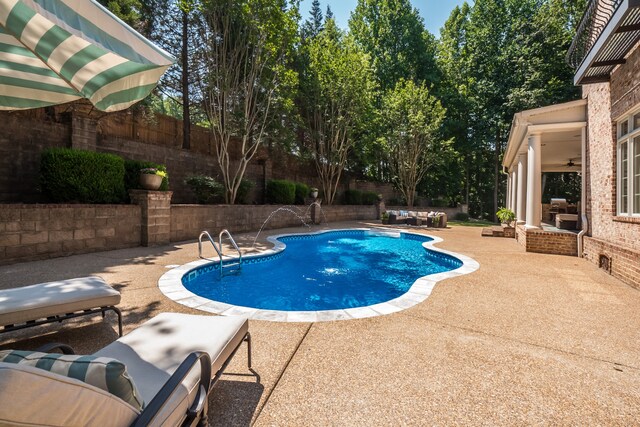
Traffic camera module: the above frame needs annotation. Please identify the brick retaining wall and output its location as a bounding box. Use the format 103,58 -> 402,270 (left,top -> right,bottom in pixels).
0,204 -> 140,264
515,225 -> 578,256
583,236 -> 640,290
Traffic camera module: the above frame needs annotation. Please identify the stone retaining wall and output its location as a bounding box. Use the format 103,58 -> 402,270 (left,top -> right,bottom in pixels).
0,204 -> 140,264
170,204 -> 377,243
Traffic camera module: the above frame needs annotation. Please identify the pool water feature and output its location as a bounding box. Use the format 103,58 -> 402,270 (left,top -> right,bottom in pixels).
159,229 -> 479,322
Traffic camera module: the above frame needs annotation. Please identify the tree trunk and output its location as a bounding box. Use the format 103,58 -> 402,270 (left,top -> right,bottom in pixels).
181,8 -> 190,150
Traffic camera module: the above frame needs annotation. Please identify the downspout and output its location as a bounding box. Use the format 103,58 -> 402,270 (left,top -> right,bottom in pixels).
578,126 -> 588,258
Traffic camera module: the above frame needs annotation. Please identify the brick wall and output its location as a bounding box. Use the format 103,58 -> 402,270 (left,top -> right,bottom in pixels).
515,225 -> 578,256
0,104 -> 399,205
0,204 -> 140,264
583,236 -> 640,290
0,109 -> 71,202
580,53 -> 640,290
170,204 -> 377,243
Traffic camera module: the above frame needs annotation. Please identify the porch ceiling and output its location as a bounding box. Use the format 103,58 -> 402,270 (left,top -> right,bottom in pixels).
503,100 -> 587,172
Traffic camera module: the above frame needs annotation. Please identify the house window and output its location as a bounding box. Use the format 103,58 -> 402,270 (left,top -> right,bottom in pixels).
617,113 -> 640,217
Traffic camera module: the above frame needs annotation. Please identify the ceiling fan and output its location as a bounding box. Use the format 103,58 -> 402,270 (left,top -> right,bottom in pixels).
566,159 -> 576,167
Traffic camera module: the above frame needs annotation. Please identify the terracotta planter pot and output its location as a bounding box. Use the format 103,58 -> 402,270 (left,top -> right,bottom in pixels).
310,191 -> 318,199
140,174 -> 162,190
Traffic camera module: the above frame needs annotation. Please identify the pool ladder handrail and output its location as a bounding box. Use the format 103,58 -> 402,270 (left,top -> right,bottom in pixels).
198,230 -> 242,277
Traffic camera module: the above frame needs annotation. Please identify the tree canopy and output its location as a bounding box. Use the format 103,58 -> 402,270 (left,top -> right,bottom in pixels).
128,0 -> 588,216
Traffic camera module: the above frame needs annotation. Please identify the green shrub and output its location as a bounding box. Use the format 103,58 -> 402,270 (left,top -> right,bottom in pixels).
266,179 -> 296,204
236,179 -> 254,204
454,212 -> 470,221
430,198 -> 448,208
343,189 -> 363,205
294,183 -> 309,205
40,148 -> 126,203
362,191 -> 379,205
184,175 -> 224,204
496,207 -> 515,225
124,159 -> 169,192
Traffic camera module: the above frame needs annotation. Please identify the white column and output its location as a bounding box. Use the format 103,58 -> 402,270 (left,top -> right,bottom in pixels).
510,169 -> 517,213
517,153 -> 527,223
506,173 -> 512,210
526,134 -> 542,228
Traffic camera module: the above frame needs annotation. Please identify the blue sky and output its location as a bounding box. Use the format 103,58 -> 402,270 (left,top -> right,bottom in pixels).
299,0 -> 469,37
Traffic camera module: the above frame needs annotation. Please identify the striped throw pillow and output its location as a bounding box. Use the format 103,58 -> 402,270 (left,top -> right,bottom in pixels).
0,350 -> 144,410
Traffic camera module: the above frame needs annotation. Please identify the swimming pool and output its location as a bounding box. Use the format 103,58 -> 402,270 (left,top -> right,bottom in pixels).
159,228 -> 479,322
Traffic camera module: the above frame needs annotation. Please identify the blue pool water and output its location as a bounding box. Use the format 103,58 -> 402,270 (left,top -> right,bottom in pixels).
182,230 -> 462,311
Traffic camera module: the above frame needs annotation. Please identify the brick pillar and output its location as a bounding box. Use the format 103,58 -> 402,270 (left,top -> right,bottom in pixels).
375,200 -> 386,219
129,190 -> 173,246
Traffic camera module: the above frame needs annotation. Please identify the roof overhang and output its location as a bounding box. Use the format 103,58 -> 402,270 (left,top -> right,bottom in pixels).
503,99 -> 587,172
569,0 -> 640,86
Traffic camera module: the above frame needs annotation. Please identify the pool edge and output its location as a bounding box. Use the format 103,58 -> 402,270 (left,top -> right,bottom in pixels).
158,227 -> 480,322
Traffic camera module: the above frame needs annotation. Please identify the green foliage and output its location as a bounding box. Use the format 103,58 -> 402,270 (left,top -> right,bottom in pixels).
266,179 -> 296,204
184,175 -> 224,204
382,79 -> 450,208
294,183 -> 310,205
200,0 -> 300,204
362,191 -> 379,205
97,0 -> 142,28
124,160 -> 169,192
349,0 -> 440,93
40,148 -> 126,204
496,207 -> 516,225
436,0 -> 587,219
542,173 -> 581,204
299,20 -> 377,205
236,179 -> 254,205
343,189 -> 363,205
454,212 -> 470,221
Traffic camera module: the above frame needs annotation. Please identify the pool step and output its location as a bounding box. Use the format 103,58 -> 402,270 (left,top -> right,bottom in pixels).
482,226 -> 515,238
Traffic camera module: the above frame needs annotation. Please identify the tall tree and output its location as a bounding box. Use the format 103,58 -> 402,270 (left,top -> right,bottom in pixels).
301,0 -> 323,40
300,20 -> 376,205
349,0 -> 439,92
198,0 -> 299,204
382,80 -> 449,208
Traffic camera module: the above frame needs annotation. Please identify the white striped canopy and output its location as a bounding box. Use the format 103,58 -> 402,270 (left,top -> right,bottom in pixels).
0,0 -> 174,112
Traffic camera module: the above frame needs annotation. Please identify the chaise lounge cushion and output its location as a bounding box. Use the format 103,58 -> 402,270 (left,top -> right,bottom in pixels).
94,313 -> 249,427
0,349 -> 144,410
0,276 -> 120,327
0,361 -> 139,426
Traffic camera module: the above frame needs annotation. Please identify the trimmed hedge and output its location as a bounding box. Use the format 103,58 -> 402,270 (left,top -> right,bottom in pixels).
40,148 -> 126,203
184,175 -> 224,204
454,212 -> 470,221
294,183 -> 309,205
124,159 -> 169,192
362,191 -> 379,205
236,179 -> 254,204
266,179 -> 295,204
343,189 -> 363,205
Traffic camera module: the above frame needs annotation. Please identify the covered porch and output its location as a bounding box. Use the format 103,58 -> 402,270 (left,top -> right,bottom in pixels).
503,99 -> 587,256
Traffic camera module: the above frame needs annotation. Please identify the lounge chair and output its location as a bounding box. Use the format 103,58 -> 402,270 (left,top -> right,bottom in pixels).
0,312 -> 253,426
0,276 -> 122,336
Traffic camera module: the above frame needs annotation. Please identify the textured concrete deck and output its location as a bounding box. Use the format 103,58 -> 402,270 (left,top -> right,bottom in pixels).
1,221 -> 639,425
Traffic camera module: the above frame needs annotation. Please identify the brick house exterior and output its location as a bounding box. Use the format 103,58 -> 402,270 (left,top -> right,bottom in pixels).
562,0 -> 640,288
581,57 -> 640,289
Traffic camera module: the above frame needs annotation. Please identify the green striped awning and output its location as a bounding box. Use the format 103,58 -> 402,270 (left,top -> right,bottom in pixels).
0,0 -> 174,112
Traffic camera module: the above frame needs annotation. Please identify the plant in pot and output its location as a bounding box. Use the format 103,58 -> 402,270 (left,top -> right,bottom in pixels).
139,168 -> 167,191
310,187 -> 319,199
496,207 -> 516,237
381,211 -> 389,224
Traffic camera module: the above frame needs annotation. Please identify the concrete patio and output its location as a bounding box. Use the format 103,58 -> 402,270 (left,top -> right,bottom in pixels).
1,221 -> 639,425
